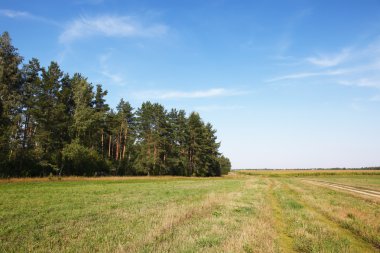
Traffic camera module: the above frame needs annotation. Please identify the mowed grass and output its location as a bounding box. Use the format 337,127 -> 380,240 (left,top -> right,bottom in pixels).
1,173 -> 380,252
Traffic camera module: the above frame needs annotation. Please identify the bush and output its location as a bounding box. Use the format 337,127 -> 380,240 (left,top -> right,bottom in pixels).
218,155 -> 231,175
62,139 -> 109,176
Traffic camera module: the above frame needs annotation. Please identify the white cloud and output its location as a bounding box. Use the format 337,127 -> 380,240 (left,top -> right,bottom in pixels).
267,61 -> 380,83
267,69 -> 347,82
339,78 -> 380,89
0,9 -> 59,26
269,40 -> 380,92
100,70 -> 124,85
307,48 -> 351,67
59,15 -> 168,43
0,9 -> 31,18
132,88 -> 246,100
98,51 -> 126,86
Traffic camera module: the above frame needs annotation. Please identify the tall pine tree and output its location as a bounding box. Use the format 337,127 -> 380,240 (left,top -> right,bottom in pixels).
0,31 -> 232,177
0,31 -> 23,175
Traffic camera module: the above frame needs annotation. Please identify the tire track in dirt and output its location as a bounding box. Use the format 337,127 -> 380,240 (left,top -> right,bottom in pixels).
303,180 -> 380,199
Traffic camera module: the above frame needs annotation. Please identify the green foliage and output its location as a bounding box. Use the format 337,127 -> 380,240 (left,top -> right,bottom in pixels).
0,31 -> 231,177
62,139 -> 109,176
219,155 -> 232,175
0,31 -> 23,174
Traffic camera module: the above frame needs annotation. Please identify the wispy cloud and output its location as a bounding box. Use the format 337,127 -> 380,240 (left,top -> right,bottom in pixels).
0,9 -> 32,18
275,8 -> 312,56
100,70 -> 124,85
98,51 -> 126,86
339,78 -> 380,89
307,48 -> 351,67
132,88 -> 247,100
268,38 -> 380,89
0,9 -> 59,26
267,69 -> 347,82
59,15 -> 168,43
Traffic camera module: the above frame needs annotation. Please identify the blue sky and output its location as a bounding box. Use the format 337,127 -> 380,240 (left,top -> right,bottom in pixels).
1,0 -> 380,169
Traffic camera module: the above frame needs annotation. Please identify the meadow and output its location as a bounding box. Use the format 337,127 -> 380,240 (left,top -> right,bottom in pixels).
1,171 -> 379,252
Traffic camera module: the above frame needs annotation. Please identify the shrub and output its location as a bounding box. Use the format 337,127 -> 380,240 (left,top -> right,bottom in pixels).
62,139 -> 109,176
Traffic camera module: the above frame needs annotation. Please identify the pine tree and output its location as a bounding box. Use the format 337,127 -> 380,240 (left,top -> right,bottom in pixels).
0,31 -> 231,178
166,109 -> 187,175
20,58 -> 41,151
71,74 -> 96,145
186,112 -> 205,176
202,123 -> 221,176
0,31 -> 23,175
135,102 -> 168,175
93,84 -> 109,156
114,99 -> 136,175
58,74 -> 75,146
31,61 -> 65,173
13,58 -> 43,175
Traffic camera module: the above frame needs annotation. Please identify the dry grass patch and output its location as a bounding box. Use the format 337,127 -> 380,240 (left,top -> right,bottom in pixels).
284,179 -> 380,250
272,179 -> 375,252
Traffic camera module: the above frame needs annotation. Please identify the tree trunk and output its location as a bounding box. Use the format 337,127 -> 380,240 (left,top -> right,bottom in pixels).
153,143 -> 157,174
22,114 -> 29,149
122,128 -> 127,160
108,134 -> 111,158
119,131 -> 122,161
115,134 -> 120,161
101,129 -> 104,157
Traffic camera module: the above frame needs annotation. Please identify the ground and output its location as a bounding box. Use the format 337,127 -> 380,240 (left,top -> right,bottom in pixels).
1,171 -> 379,252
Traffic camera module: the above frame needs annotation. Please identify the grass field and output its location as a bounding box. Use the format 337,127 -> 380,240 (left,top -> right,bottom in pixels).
1,171 -> 380,252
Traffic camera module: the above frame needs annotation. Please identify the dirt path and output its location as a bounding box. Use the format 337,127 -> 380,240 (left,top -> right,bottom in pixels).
303,179 -> 380,199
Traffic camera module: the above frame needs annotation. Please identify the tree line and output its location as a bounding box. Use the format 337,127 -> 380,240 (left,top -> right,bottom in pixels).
0,32 -> 231,177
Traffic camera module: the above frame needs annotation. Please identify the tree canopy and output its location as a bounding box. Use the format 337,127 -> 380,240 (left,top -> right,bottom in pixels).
0,32 -> 231,177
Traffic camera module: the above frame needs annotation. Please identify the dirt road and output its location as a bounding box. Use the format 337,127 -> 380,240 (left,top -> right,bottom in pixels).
303,179 -> 380,199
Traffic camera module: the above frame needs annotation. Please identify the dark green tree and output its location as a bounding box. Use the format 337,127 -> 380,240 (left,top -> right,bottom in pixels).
14,58 -> 43,175
166,109 -> 188,175
58,74 -> 75,146
71,74 -> 96,145
32,61 -> 65,173
0,31 -> 23,175
218,155 -> 231,175
20,58 -> 41,150
0,31 -> 231,178
93,84 -> 109,156
114,99 -> 136,175
135,102 -> 169,175
201,123 -> 221,176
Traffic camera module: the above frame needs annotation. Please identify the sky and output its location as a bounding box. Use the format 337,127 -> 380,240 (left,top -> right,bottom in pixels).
1,0 -> 380,169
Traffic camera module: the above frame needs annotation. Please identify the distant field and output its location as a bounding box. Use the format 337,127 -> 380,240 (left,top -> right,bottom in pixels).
237,169 -> 380,177
1,172 -> 379,252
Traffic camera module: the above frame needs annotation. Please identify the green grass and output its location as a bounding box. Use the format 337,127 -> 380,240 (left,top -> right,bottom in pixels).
1,173 -> 379,252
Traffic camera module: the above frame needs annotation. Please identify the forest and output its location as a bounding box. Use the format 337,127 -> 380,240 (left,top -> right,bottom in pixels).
0,32 -> 231,177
